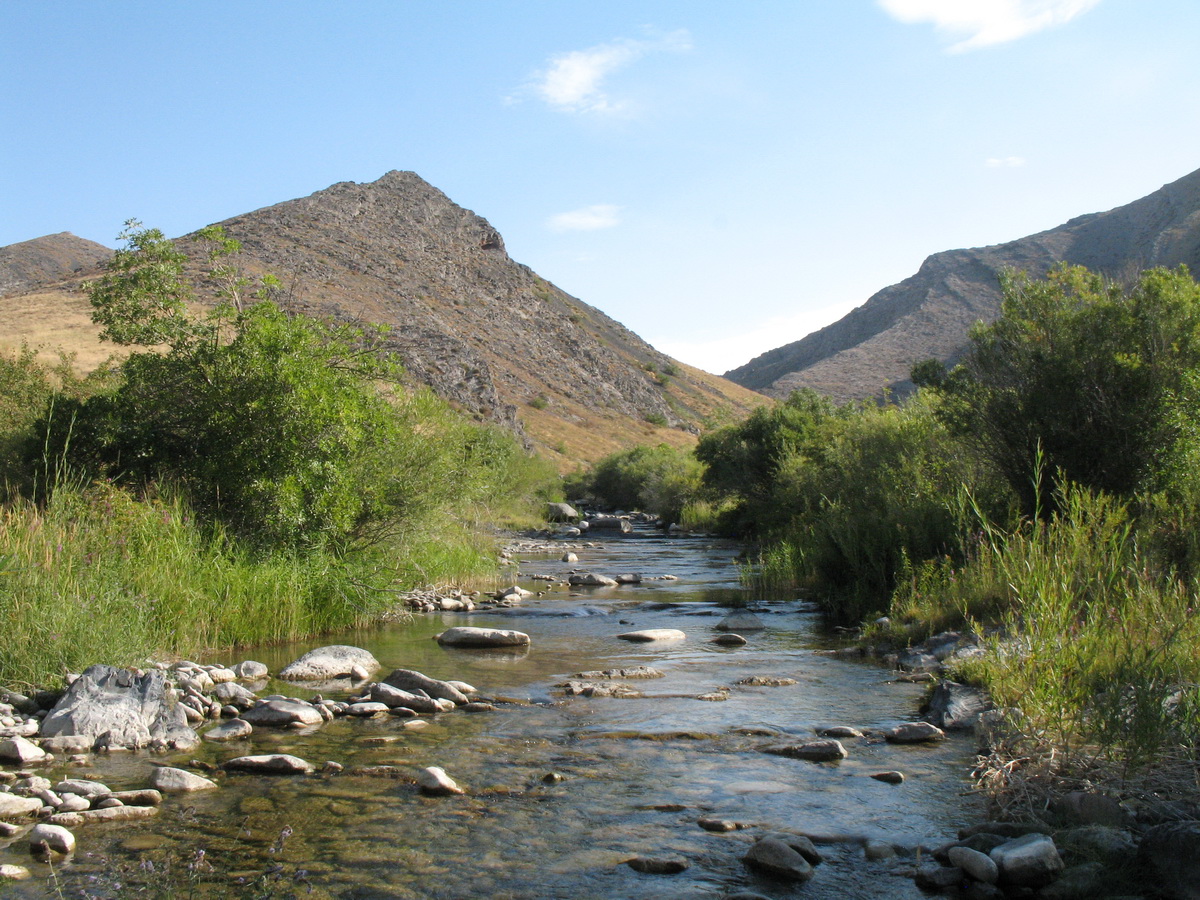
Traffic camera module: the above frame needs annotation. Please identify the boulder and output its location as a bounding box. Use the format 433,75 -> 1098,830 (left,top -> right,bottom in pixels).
0,864 -> 31,881
241,699 -> 323,728
39,664 -> 198,751
617,629 -> 686,642
416,766 -> 463,795
561,552 -> 579,563
0,794 -> 42,818
0,736 -> 49,765
568,573 -> 618,587
494,585 -> 533,601
223,754 -> 314,775
203,719 -> 253,742
212,682 -> 258,709
560,681 -> 644,699
572,666 -> 664,679
742,837 -> 815,882
614,573 -> 642,584
886,721 -> 946,743
923,681 -> 990,730
147,767 -> 218,793
278,645 -> 379,681
369,683 -> 442,714
436,627 -> 531,648
869,771 -> 905,784
28,824 -> 75,855
712,634 -> 748,646
546,502 -> 579,522
382,669 -> 470,705
232,660 -> 269,680
989,833 -> 1064,887
817,725 -> 864,739
762,740 -> 848,762
53,780 -> 109,799
948,846 -> 999,884
716,610 -> 765,632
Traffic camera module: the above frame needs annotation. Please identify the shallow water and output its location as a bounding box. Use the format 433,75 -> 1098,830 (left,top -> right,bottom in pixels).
1,531 -> 983,898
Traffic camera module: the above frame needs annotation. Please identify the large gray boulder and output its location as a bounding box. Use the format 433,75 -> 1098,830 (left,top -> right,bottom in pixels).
742,836 -> 816,882
990,833 -> 1064,887
923,681 -> 990,730
436,627 -> 531,648
278,645 -> 379,681
40,665 -> 198,751
546,502 -> 579,522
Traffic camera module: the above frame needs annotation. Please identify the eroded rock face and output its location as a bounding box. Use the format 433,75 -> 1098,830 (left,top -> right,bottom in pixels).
40,665 -> 198,751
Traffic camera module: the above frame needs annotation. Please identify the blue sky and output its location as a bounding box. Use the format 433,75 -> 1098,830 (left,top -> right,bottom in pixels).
4,1 -> 1199,374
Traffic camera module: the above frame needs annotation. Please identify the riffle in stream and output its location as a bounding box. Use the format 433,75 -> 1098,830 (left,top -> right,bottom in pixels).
2,531 -> 983,898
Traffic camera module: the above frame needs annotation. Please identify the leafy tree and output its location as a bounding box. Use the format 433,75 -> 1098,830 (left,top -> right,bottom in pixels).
42,224 -> 422,551
926,264 -> 1200,514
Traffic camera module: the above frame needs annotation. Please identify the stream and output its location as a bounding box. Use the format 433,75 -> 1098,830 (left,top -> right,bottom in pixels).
2,529 -> 984,898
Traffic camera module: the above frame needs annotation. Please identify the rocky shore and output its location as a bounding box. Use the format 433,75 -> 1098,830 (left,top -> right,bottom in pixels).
0,525 -> 1190,897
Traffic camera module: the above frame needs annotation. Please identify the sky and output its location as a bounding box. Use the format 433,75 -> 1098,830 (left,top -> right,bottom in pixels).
4,1 -> 1200,374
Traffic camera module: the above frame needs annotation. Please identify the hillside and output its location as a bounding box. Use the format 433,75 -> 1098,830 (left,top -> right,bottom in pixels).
0,173 -> 765,465
726,166 -> 1200,401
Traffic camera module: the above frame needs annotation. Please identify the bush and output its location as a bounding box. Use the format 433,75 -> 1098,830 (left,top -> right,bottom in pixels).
578,443 -> 703,522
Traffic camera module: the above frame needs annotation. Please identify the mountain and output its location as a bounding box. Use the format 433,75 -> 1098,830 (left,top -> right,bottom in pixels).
0,172 -> 765,464
726,166 -> 1200,402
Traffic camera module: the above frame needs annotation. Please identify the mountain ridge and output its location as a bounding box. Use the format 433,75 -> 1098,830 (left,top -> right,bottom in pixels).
0,172 -> 766,465
725,166 -> 1200,401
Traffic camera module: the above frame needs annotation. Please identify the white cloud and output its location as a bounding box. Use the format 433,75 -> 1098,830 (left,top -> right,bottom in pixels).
528,29 -> 692,114
878,0 -> 1101,52
986,156 -> 1027,167
547,204 -> 622,233
652,301 -> 859,376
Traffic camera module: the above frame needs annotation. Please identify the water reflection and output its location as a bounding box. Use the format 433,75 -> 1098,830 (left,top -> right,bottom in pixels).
0,531 -> 982,898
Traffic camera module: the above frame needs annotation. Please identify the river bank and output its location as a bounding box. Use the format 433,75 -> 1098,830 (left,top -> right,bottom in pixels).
0,527 -> 1177,898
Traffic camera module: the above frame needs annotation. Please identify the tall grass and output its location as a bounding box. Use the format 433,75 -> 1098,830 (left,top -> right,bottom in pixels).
0,481 -> 496,690
890,484 -> 1200,772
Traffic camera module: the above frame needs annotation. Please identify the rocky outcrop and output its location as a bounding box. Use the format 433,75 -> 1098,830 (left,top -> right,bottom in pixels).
727,166 -> 1200,402
39,665 -> 198,751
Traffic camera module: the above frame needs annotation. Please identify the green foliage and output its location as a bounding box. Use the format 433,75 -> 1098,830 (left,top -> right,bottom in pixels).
643,412 -> 669,426
696,389 -> 843,532
578,443 -> 703,522
930,264 -> 1200,514
528,394 -> 549,410
750,398 -> 1006,620
900,484 -> 1200,771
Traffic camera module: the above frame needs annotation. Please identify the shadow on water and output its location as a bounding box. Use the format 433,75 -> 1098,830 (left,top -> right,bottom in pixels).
0,529 -> 983,899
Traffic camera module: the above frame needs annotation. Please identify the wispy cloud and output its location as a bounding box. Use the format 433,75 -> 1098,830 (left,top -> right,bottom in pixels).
527,29 -> 692,114
878,0 -> 1101,52
547,204 -> 622,232
986,156 -> 1027,167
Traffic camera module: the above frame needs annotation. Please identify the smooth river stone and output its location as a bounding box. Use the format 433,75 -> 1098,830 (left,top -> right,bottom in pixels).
435,627 -> 531,648
382,669 -> 470,705
203,718 -> 253,742
617,629 -> 686,643
762,739 -> 849,762
886,722 -> 946,744
278,645 -> 379,682
416,766 -> 463,795
223,754 -> 315,775
241,700 -> 323,728
28,824 -> 75,855
148,767 -> 218,793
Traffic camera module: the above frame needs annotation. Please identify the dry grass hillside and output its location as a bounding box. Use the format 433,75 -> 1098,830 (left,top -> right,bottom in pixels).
0,176 -> 768,468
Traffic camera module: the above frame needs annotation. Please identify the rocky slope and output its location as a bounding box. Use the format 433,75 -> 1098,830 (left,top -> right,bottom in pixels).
0,173 -> 764,464
0,233 -> 111,299
726,166 -> 1200,402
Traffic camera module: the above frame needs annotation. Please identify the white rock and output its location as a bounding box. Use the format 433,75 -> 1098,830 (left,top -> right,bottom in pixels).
436,627 -> 532,648
29,824 -> 75,855
0,736 -> 49,765
416,766 -> 463,795
223,754 -> 314,775
617,629 -> 687,642
147,767 -> 218,793
949,845 -> 999,884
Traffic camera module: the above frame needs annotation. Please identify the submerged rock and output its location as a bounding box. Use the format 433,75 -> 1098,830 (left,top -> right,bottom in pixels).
568,573 -> 618,587
716,610 -> 765,632
762,739 -> 848,762
626,856 -> 688,874
742,836 -> 815,882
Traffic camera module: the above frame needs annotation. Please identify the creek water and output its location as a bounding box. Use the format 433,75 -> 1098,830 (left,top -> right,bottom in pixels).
3,530 -> 984,899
